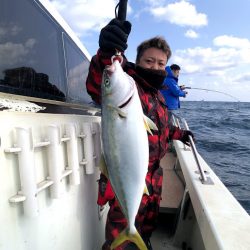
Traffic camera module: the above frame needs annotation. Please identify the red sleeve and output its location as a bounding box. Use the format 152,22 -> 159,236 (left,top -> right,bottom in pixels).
97,173 -> 115,206
85,49 -> 113,104
169,125 -> 183,141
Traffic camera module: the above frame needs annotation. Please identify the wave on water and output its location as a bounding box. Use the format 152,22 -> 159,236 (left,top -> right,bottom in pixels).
180,101 -> 250,214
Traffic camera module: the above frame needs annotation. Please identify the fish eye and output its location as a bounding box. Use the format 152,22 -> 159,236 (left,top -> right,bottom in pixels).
104,78 -> 110,86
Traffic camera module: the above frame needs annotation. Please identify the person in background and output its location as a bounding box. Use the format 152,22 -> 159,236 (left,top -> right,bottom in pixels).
86,18 -> 194,250
161,64 -> 188,114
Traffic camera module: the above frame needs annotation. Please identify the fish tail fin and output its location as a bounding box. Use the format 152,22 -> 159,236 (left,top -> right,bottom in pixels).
111,228 -> 148,250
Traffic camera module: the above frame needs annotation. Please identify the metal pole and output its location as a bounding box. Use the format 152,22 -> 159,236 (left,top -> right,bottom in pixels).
182,120 -> 207,183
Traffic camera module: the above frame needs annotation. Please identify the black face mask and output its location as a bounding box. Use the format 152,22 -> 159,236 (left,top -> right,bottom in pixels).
135,65 -> 166,89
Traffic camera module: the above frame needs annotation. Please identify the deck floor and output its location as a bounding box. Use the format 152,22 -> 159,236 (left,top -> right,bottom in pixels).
150,213 -> 181,250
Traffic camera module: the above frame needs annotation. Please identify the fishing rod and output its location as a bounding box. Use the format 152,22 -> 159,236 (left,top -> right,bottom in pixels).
111,0 -> 128,63
184,86 -> 241,102
115,0 -> 128,21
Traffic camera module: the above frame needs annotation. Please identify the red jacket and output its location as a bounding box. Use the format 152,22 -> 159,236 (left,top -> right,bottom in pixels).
86,50 -> 183,168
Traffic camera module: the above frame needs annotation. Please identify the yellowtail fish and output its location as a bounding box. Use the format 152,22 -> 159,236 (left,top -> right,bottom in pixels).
101,59 -> 157,250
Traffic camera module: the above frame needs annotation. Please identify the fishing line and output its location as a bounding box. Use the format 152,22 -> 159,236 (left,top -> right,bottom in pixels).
185,87 -> 241,102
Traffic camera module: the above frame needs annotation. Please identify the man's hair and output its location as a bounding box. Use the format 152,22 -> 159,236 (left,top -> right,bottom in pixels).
170,64 -> 181,71
135,36 -> 172,64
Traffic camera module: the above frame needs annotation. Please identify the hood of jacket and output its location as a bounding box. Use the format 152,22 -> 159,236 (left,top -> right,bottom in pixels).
165,66 -> 178,83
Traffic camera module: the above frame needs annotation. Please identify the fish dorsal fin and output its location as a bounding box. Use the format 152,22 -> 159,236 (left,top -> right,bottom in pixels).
143,115 -> 158,135
98,154 -> 109,178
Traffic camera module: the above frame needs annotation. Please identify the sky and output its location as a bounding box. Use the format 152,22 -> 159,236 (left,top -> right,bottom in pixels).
49,0 -> 250,102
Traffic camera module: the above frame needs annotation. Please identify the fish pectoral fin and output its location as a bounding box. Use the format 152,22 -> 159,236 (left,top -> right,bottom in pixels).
143,115 -> 158,135
107,104 -> 127,118
143,185 -> 149,195
111,228 -> 147,250
98,154 -> 109,178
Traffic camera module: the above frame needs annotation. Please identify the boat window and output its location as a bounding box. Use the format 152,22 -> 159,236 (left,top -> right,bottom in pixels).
0,0 -> 67,101
63,34 -> 92,104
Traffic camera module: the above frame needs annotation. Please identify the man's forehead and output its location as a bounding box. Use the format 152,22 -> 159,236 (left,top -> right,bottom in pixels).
142,48 -> 168,61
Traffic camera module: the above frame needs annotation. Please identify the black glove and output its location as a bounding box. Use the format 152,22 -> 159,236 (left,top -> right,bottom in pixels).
99,18 -> 132,53
180,130 -> 195,146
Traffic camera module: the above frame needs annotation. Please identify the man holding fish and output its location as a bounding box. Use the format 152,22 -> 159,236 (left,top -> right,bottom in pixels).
86,17 -> 194,250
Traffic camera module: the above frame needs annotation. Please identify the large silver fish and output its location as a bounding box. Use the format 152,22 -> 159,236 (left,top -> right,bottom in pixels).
101,59 -> 156,250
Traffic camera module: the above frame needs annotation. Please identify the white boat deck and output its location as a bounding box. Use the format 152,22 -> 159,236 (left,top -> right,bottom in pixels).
151,214 -> 181,250
1,106 -> 249,250
151,232 -> 179,250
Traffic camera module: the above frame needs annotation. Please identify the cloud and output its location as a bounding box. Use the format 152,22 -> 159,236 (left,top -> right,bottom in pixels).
50,0 -> 116,35
0,24 -> 22,39
0,23 -> 37,73
173,36 -> 250,101
233,73 -> 250,83
143,0 -> 166,7
213,35 -> 250,49
0,39 -> 36,68
173,35 -> 250,77
149,0 -> 208,27
0,24 -> 36,68
185,29 -> 199,39
212,35 -> 250,66
49,0 -> 132,37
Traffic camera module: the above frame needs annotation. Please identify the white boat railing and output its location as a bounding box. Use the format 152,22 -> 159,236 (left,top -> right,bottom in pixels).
171,113 -> 213,185
4,121 -> 101,218
171,112 -> 250,250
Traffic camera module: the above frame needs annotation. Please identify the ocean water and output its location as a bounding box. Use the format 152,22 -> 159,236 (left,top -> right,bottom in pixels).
179,101 -> 250,214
